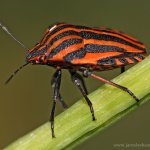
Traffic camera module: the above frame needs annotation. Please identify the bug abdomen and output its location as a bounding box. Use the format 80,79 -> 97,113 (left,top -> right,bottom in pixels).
62,28 -> 147,68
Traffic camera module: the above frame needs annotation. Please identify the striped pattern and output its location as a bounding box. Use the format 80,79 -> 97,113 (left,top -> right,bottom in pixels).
27,23 -> 147,70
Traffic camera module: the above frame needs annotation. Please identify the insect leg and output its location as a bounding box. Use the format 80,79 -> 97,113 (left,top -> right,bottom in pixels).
70,71 -> 96,121
57,94 -> 68,109
51,72 -> 68,109
90,73 -> 139,102
74,72 -> 88,95
121,66 -> 125,73
50,69 -> 61,138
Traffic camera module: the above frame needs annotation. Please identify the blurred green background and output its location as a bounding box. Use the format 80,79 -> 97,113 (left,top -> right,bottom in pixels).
0,0 -> 150,149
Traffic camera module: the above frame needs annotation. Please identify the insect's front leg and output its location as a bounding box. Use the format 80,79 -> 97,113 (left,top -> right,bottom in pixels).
50,69 -> 62,138
51,71 -> 68,109
69,70 -> 96,121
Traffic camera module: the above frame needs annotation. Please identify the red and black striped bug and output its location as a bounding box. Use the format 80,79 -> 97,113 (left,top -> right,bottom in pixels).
1,22 -> 148,138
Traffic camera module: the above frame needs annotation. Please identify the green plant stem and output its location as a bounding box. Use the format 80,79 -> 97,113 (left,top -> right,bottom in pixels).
4,56 -> 150,150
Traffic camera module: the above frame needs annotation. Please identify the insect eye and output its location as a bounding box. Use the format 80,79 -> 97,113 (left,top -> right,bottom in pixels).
39,56 -> 44,61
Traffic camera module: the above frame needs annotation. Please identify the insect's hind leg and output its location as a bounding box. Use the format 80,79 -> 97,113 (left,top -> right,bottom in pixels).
90,73 -> 139,102
50,69 -> 64,138
69,70 -> 96,121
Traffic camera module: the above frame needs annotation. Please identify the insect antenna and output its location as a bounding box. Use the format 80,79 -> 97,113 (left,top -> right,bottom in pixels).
5,62 -> 29,84
0,22 -> 30,84
0,21 -> 28,50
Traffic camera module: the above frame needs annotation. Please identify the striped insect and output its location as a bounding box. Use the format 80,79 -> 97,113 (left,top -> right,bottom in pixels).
1,22 -> 147,138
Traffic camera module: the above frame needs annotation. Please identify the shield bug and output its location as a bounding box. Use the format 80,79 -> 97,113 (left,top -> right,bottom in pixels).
1,22 -> 147,137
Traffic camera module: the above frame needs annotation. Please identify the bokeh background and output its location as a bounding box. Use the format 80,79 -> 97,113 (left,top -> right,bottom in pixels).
0,0 -> 150,149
